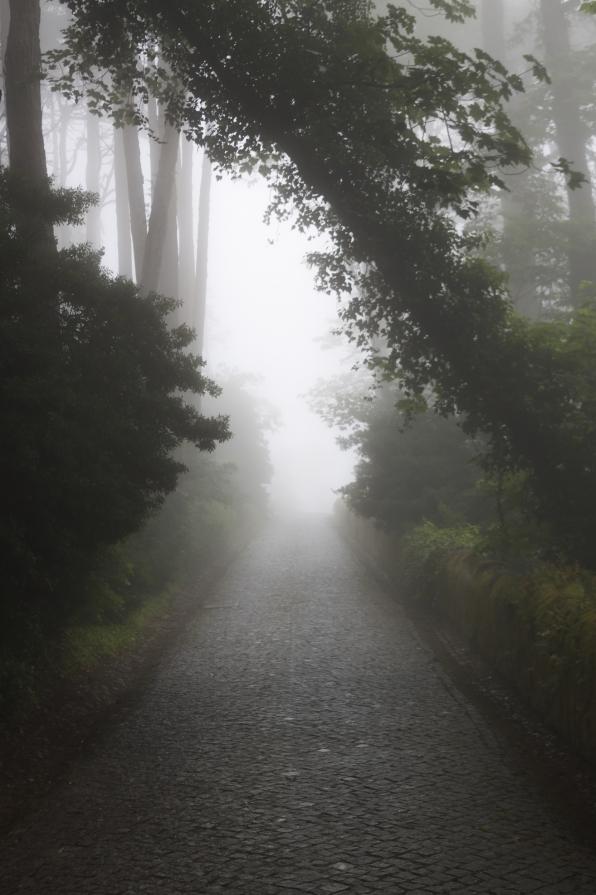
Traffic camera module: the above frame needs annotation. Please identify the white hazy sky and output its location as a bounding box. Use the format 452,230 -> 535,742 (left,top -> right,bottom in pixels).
65,132 -> 356,514
207,174 -> 356,513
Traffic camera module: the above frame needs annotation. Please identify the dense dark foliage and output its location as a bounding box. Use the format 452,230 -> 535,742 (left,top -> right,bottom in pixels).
342,395 -> 487,535
0,171 -> 229,639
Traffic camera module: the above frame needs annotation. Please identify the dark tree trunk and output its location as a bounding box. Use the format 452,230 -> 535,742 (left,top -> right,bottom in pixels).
0,0 -> 8,65
5,0 -> 47,184
540,0 -> 596,302
4,0 -> 54,250
114,125 -> 133,277
193,150 -> 212,355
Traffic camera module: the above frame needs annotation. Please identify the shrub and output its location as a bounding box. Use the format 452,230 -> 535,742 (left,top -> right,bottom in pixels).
401,520 -> 482,599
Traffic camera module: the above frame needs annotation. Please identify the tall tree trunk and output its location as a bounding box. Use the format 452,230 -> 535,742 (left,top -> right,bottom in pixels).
85,109 -> 101,247
140,121 -> 180,295
157,123 -> 179,305
5,0 -> 47,184
193,151 -> 212,355
147,97 -> 160,190
5,0 -> 53,248
0,0 -> 9,166
58,101 -> 71,186
0,0 -> 8,70
147,100 -> 179,303
158,174 -> 179,301
54,99 -> 73,247
49,93 -> 60,181
114,126 -> 133,277
178,137 -> 196,326
122,122 -> 146,281
482,0 -> 541,318
540,0 -> 596,301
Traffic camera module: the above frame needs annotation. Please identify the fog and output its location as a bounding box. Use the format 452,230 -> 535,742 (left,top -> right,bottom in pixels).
50,128 -> 357,515
207,176 -> 356,514
31,0 -> 570,520
31,0 -> 594,521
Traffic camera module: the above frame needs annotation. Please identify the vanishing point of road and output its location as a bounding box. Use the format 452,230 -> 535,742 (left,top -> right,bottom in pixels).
2,516 -> 596,894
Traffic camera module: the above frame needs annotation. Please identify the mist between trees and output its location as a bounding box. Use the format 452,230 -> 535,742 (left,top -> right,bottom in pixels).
2,0 -> 596,714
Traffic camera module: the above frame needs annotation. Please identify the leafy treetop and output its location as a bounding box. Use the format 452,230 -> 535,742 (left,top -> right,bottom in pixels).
52,0 -> 596,566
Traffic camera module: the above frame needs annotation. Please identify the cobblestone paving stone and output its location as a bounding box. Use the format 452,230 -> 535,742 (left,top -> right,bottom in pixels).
2,516 -> 596,894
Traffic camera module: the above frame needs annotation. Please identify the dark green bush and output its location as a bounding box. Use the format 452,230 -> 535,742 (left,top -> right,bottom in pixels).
0,170 -> 228,643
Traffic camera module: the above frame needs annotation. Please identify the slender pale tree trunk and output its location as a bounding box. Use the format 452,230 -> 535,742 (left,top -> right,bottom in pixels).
140,121 -> 180,295
148,97 -> 160,189
193,150 -> 212,355
157,121 -> 179,304
540,0 -> 596,301
49,93 -> 60,180
86,109 -> 101,247
54,99 -> 73,247
58,102 -> 71,185
178,137 -> 196,325
122,122 -> 146,281
148,100 -> 178,301
0,0 -> 9,166
482,0 -> 540,318
114,126 -> 133,277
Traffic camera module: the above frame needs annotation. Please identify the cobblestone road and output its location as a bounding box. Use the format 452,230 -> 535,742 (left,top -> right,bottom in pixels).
3,516 -> 596,894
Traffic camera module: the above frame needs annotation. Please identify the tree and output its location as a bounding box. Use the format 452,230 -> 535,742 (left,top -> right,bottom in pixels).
0,0 -> 9,165
5,0 -> 46,184
5,0 -> 54,248
0,175 -> 229,629
141,119 -> 179,295
1,0 -> 230,633
121,120 -> 146,279
113,125 -> 133,276
194,150 -> 212,354
85,109 -> 101,246
312,375 -> 487,533
539,0 -> 596,301
53,0 -> 596,564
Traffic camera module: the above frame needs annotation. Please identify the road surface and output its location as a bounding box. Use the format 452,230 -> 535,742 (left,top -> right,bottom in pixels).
2,516 -> 596,893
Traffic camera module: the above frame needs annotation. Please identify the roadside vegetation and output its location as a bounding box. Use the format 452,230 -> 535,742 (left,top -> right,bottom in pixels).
306,1 -> 596,756
3,0 -> 596,746
0,2 -> 272,719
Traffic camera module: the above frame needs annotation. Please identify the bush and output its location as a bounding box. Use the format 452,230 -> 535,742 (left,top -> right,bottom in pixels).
401,520 -> 482,599
435,553 -> 596,761
0,170 -> 229,640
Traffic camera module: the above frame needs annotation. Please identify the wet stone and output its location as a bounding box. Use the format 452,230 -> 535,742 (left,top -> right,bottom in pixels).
2,517 -> 596,893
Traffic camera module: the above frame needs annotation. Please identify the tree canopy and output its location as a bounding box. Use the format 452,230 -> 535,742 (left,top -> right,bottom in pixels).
50,0 -> 596,566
